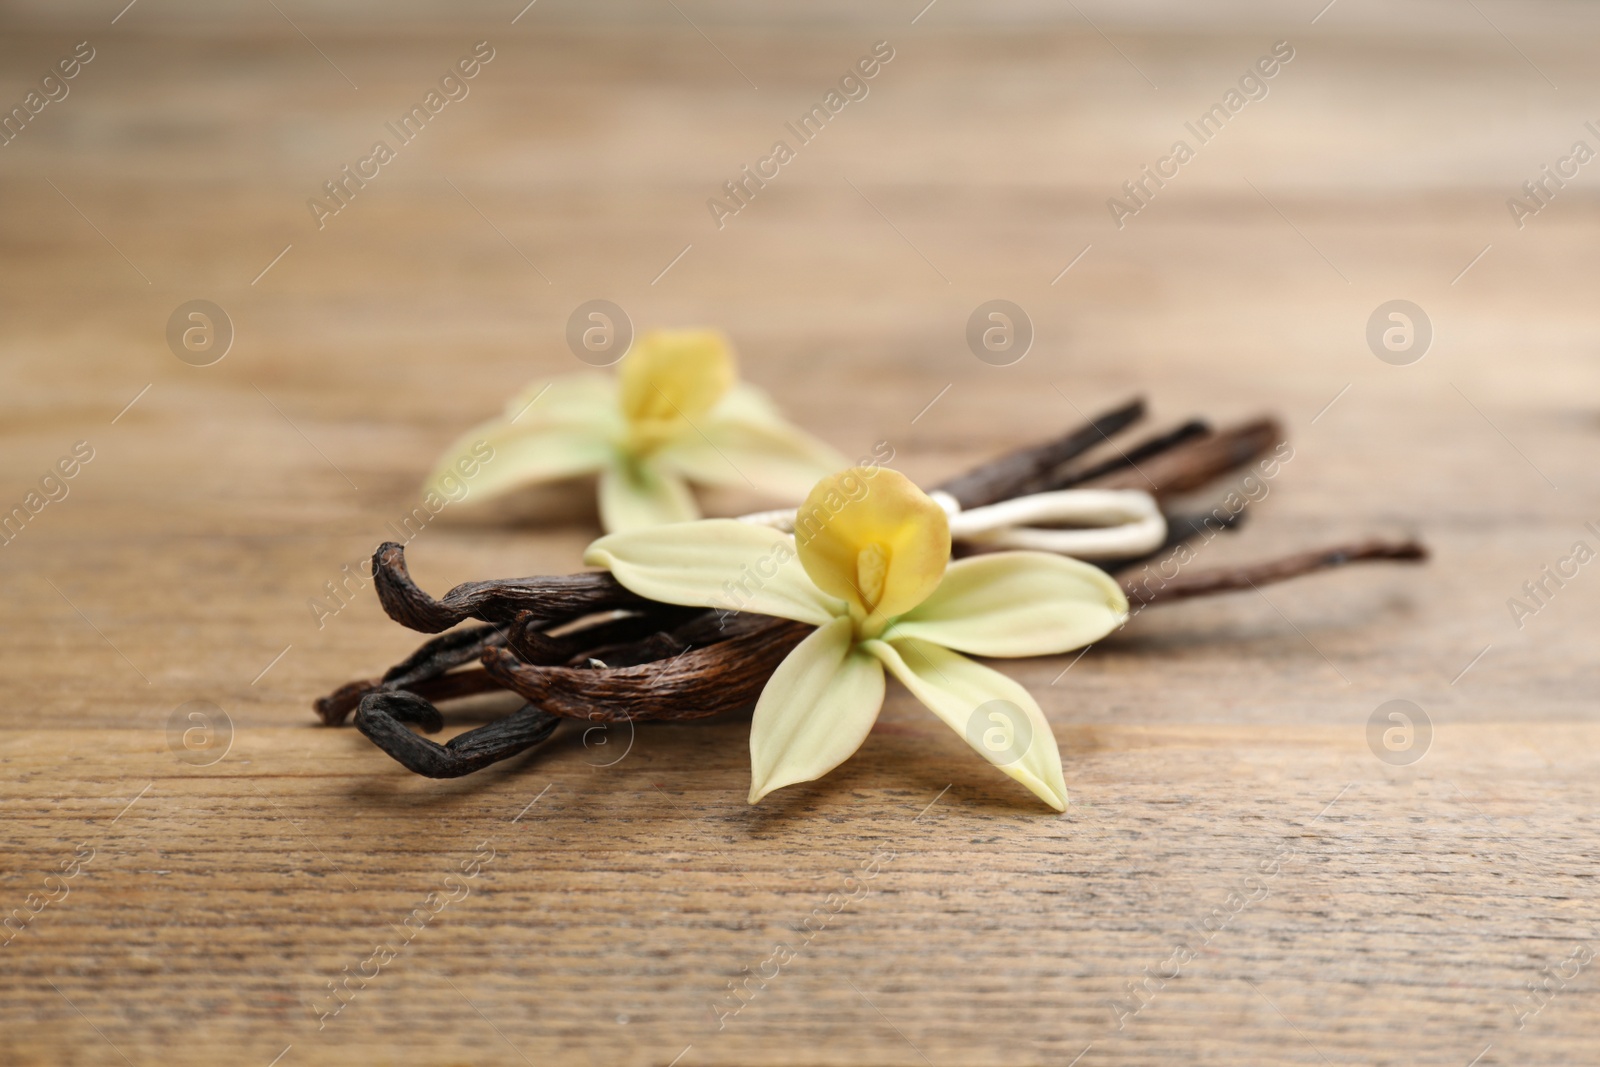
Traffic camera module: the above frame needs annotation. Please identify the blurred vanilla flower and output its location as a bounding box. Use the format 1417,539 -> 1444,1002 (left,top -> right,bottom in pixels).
585,467 -> 1130,810
426,329 -> 845,532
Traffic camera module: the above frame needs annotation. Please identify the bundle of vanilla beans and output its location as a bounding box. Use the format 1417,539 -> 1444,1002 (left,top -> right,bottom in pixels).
316,398 -> 1425,777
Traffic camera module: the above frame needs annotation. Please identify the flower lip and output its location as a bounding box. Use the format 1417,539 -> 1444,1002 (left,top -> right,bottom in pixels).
617,329 -> 735,447
855,542 -> 890,610
793,467 -> 950,633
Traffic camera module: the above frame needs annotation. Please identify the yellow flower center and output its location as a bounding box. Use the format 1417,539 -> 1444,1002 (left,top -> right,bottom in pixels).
794,467 -> 950,638
617,329 -> 735,453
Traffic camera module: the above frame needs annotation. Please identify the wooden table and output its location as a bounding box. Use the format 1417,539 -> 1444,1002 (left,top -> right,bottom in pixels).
3,5 -> 1597,1064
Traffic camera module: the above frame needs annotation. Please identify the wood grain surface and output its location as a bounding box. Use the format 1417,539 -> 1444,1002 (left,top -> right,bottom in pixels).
2,3 -> 1598,1064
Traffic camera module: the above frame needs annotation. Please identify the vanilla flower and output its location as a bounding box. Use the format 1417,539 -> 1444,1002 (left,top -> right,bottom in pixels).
427,330 -> 845,532
584,467 -> 1130,810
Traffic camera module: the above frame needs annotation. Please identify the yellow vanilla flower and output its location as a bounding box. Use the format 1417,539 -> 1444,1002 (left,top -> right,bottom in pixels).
426,329 -> 845,532
584,467 -> 1130,810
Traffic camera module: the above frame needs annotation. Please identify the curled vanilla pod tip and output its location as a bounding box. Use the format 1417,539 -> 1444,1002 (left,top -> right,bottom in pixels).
367,539 -> 653,633
354,691 -> 560,779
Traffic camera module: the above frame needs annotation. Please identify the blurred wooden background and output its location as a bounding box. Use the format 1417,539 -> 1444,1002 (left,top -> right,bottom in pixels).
2,1 -> 1598,1064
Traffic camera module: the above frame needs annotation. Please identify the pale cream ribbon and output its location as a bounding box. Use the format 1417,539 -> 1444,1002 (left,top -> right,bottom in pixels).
738,487 -> 1166,561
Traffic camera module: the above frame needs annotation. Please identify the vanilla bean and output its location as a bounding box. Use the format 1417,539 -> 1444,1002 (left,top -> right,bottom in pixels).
481,618 -> 812,723
1099,509 -> 1249,575
504,605 -> 704,664
570,610 -> 780,668
372,541 -> 650,633
319,608 -> 711,725
935,397 -> 1144,509
1121,539 -> 1428,607
355,691 -> 560,778
382,623 -> 508,686
576,630 -> 692,667
1050,419 -> 1211,489
316,667 -> 506,725
315,680 -> 380,724
318,618 -> 516,725
1084,418 -> 1282,499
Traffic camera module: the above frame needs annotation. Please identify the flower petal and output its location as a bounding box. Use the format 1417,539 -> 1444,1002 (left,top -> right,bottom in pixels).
888,551 -> 1129,657
748,616 -> 886,803
424,373 -> 621,503
498,373 -> 620,428
597,460 -> 700,532
584,520 -> 845,626
863,637 -> 1068,811
654,385 -> 847,499
424,420 -> 611,504
707,378 -> 787,424
794,467 -> 950,626
618,329 -> 735,434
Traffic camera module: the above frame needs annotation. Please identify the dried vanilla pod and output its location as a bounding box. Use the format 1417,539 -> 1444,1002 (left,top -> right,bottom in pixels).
354,691 -> 561,779
370,539 -> 653,633
316,397 -> 1426,785
935,397 -> 1147,507
481,616 -> 813,723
